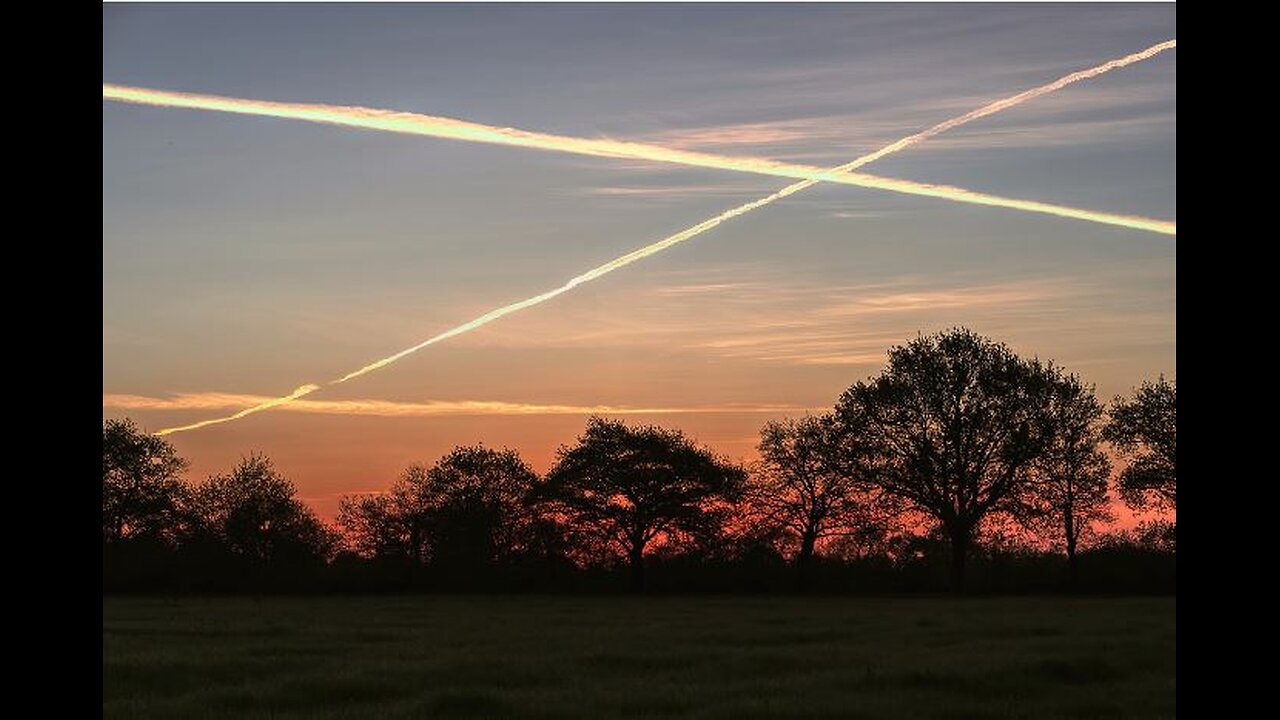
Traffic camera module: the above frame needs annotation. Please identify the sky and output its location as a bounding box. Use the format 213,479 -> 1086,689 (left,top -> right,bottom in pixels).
103,4 -> 1176,518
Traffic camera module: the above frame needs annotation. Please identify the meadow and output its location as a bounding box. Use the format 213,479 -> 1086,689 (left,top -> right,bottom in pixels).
104,596 -> 1175,719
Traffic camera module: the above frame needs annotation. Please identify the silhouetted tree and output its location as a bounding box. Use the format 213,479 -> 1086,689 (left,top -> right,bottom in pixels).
194,454 -> 337,564
1135,519 -> 1176,552
384,464 -> 435,566
416,445 -> 540,568
338,446 -> 539,570
337,493 -> 413,560
538,417 -> 746,591
102,418 -> 189,545
1104,377 -> 1176,511
1016,375 -> 1113,581
748,415 -> 876,587
831,328 -> 1058,591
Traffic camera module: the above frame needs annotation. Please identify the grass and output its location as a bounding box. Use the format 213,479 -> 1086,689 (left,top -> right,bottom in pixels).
103,595 -> 1175,719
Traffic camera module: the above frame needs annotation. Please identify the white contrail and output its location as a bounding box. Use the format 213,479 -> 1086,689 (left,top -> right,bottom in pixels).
104,392 -> 801,417
103,39 -> 1175,236
151,40 -> 1176,436
155,384 -> 320,435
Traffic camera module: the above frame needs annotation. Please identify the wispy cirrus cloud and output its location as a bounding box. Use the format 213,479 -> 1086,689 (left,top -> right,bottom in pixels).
578,182 -> 773,200
459,262 -> 1173,371
672,272 -> 1168,366
628,79 -> 1173,166
652,282 -> 751,296
646,118 -> 851,150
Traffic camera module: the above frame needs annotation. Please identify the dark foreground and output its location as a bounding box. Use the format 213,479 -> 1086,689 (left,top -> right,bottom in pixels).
103,596 -> 1175,719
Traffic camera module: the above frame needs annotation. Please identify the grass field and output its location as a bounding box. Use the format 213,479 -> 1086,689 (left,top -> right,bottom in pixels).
103,596 -> 1175,719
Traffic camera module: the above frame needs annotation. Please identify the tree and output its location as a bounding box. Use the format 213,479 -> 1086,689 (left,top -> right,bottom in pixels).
336,493 -> 413,561
414,445 -> 540,568
384,464 -> 434,566
1104,377 -> 1176,511
1016,375 -> 1113,580
748,415 -> 876,587
538,417 -> 746,591
194,454 -> 336,564
102,418 -> 189,545
831,328 -> 1058,591
338,445 -> 539,569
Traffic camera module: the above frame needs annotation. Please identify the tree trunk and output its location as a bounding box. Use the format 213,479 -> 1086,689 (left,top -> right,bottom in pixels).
1064,505 -> 1078,590
410,524 -> 423,566
1065,534 -> 1078,590
795,531 -> 818,591
628,543 -> 645,593
409,525 -> 423,588
949,529 -> 969,594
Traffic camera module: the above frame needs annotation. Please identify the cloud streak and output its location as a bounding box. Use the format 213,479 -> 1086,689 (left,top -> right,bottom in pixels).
656,268 -> 1174,367
105,393 -> 799,418
452,264 -> 1173,369
647,81 -> 1174,160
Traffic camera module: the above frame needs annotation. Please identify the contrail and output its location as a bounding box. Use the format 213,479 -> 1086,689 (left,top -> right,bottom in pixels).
157,384 -> 319,435
151,40 -> 1175,436
105,392 -> 802,417
104,40 -> 1175,236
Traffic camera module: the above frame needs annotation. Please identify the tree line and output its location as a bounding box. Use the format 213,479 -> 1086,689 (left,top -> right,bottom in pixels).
103,329 -> 1176,594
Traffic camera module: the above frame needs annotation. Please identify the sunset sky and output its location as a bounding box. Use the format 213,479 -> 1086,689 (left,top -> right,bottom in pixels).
103,4 -> 1176,517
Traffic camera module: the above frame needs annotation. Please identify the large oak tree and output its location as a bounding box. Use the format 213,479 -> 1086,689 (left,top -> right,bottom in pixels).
831,328 -> 1060,591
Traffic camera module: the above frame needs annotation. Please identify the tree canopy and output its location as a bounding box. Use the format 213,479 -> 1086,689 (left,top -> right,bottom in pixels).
748,415 -> 879,586
1104,377 -> 1176,511
831,328 -> 1062,590
338,445 -> 539,570
538,417 -> 746,590
193,454 -> 336,564
1016,374 -> 1113,578
102,418 -> 189,545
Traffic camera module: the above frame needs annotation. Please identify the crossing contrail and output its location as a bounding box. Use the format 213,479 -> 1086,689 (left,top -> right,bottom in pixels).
103,40 -> 1175,236
150,40 -> 1175,436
